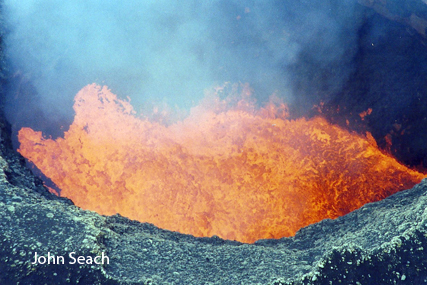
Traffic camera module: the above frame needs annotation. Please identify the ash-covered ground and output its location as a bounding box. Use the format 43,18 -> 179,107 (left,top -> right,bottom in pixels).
2,1 -> 427,284
1,96 -> 427,284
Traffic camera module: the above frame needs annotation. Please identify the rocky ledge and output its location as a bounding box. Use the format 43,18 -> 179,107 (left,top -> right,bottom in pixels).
0,108 -> 427,285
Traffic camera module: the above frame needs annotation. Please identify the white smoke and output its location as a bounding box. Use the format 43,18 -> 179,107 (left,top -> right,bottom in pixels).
3,0 -> 365,137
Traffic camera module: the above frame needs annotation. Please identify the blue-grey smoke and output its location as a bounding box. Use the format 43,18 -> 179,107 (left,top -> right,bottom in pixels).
3,0 -> 365,137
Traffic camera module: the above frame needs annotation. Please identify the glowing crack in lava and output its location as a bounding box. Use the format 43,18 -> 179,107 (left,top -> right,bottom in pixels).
18,84 -> 425,243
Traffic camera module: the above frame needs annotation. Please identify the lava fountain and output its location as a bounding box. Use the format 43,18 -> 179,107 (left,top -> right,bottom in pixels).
17,83 -> 425,243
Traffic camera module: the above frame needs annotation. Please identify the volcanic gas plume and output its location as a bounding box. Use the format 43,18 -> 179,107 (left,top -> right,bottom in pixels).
18,84 -> 425,243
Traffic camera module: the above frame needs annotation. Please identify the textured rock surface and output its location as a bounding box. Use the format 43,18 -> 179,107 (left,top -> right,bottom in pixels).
1,109 -> 427,284
2,2 -> 427,284
359,0 -> 427,39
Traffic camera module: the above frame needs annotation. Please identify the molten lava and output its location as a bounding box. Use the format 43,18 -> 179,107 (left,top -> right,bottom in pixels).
18,84 -> 425,243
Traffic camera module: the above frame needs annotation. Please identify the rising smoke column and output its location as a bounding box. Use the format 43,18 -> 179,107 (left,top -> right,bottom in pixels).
3,0 -> 367,138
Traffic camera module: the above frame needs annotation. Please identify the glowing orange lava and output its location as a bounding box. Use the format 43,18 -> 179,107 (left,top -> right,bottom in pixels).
18,83 -> 425,243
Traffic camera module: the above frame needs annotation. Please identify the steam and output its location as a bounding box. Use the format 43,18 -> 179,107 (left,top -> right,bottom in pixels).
3,0 -> 365,137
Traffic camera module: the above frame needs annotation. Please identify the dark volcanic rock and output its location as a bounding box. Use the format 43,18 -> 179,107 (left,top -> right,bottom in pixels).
2,2 -> 427,284
1,111 -> 427,284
